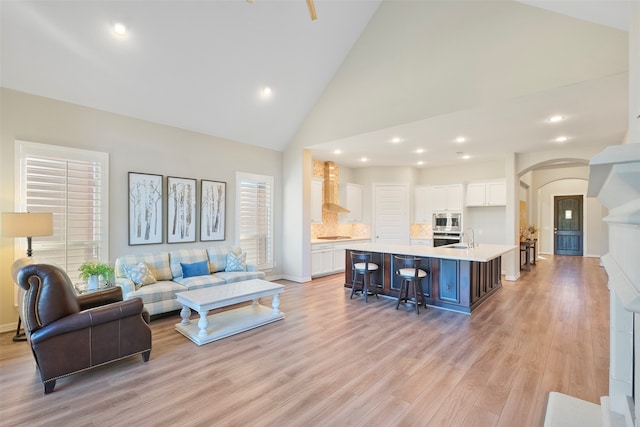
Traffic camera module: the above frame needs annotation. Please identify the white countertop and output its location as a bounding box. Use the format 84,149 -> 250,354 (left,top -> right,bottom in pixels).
343,242 -> 517,262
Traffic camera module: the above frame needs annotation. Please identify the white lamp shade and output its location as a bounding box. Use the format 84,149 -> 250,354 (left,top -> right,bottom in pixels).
2,212 -> 54,238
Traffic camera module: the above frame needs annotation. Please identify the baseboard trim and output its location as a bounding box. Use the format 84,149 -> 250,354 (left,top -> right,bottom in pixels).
0,322 -> 17,335
280,274 -> 312,283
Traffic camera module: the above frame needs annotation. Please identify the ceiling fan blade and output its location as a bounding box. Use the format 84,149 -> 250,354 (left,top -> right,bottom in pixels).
306,0 -> 317,21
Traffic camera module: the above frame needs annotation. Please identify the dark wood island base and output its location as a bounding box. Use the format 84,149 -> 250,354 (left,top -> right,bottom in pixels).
345,249 -> 503,314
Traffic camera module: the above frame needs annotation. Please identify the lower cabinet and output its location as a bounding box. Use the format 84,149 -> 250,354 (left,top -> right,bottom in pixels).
311,243 -> 333,277
344,250 -> 503,313
438,259 -> 460,303
312,240 -> 369,278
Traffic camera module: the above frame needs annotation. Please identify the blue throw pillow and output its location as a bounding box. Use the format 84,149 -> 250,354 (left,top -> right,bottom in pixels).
181,260 -> 210,278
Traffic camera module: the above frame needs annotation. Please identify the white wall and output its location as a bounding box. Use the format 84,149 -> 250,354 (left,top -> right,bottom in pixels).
630,3 -> 640,143
0,88 -> 284,329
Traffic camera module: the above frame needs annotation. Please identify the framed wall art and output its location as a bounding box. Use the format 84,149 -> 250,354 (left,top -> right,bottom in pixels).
200,180 -> 226,241
167,176 -> 197,243
128,172 -> 163,245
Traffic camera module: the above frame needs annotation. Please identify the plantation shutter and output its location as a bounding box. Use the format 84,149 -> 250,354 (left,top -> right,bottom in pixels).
16,141 -> 109,279
236,172 -> 273,270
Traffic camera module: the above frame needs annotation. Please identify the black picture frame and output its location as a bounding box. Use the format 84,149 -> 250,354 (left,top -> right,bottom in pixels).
200,180 -> 226,241
167,176 -> 197,243
128,172 -> 163,245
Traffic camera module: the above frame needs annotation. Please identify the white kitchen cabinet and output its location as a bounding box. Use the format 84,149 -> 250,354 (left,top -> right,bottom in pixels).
432,184 -> 463,211
311,243 -> 334,277
339,183 -> 362,223
311,178 -> 323,223
414,186 -> 433,224
465,180 -> 506,207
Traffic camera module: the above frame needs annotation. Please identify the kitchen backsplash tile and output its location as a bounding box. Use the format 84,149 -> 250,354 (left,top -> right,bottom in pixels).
411,223 -> 433,238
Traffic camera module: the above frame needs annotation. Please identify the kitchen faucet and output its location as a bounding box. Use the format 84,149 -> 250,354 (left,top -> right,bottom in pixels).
464,228 -> 475,248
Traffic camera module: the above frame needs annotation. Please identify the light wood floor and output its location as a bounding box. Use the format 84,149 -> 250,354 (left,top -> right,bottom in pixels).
0,255 -> 609,426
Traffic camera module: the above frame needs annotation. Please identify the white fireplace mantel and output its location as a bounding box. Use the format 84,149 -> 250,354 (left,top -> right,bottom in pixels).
545,143 -> 640,427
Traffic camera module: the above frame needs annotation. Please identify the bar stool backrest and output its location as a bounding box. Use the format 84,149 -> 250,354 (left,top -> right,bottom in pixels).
395,255 -> 426,279
351,251 -> 373,272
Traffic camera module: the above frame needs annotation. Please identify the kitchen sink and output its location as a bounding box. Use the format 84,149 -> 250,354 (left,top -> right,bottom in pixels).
317,236 -> 351,240
447,244 -> 470,249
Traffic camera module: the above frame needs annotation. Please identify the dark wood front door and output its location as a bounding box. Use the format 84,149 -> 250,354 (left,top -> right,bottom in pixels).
554,195 -> 583,256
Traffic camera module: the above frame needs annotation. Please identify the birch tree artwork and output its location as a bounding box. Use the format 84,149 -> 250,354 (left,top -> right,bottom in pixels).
200,180 -> 226,241
128,172 -> 163,245
167,176 -> 196,243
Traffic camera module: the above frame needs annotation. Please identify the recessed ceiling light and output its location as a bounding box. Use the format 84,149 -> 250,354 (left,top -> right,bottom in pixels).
548,115 -> 565,123
112,22 -> 127,36
390,137 -> 402,144
360,157 -> 368,162
416,148 -> 424,154
417,161 -> 424,166
555,136 -> 568,143
462,154 -> 471,160
260,87 -> 272,98
333,149 -> 342,155
455,136 -> 466,143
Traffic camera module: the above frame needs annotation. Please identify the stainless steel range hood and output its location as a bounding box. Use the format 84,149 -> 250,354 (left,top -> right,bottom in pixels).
323,161 -> 350,214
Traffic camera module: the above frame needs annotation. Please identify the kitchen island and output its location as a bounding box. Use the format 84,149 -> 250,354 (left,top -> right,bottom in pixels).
344,242 -> 516,314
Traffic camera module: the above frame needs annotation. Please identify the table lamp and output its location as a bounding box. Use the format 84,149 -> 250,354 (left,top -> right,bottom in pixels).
2,212 -> 54,341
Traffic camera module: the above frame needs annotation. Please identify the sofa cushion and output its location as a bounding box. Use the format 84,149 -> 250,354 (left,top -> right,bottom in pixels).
123,262 -> 157,289
115,253 -> 172,281
169,249 -> 208,278
214,270 -> 266,283
225,251 -> 247,272
206,247 -> 228,273
173,274 -> 226,290
181,260 -> 210,278
125,280 -> 186,305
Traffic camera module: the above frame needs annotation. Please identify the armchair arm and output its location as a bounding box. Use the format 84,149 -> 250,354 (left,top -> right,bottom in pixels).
78,286 -> 123,310
30,298 -> 145,344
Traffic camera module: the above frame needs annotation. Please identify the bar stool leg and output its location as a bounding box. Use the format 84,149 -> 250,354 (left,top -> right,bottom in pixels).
396,279 -> 406,310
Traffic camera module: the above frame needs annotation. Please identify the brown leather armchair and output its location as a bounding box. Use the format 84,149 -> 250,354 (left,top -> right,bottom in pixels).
17,263 -> 152,394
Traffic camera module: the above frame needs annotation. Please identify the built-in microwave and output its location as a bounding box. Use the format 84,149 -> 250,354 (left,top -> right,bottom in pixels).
433,212 -> 462,232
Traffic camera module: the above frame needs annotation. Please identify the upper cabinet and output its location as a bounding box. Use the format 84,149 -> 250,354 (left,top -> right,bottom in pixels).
414,186 -> 433,224
311,178 -> 323,223
432,184 -> 463,212
339,183 -> 362,223
465,180 -> 506,207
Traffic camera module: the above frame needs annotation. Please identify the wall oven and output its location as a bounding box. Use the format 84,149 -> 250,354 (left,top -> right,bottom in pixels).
433,212 -> 462,233
433,232 -> 462,247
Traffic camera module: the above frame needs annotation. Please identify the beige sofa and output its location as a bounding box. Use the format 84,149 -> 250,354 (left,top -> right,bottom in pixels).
114,247 -> 265,316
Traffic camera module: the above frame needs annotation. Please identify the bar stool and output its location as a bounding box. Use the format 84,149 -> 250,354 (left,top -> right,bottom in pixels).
350,251 -> 379,303
395,255 -> 428,314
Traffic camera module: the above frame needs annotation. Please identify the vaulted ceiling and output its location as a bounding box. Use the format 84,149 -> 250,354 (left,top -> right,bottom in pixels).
1,1 -> 632,168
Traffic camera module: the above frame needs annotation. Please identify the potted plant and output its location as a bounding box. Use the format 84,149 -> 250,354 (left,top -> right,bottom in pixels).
78,261 -> 114,290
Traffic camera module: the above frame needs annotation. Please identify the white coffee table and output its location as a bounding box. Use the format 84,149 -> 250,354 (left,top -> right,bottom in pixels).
175,279 -> 285,345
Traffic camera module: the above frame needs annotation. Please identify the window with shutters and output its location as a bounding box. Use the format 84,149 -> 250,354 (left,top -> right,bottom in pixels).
236,172 -> 273,270
15,141 -> 109,278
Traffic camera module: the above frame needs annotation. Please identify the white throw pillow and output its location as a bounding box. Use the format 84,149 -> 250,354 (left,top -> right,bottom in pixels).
124,262 -> 157,289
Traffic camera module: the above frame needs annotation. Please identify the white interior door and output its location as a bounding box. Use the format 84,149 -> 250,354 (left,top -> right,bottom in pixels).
373,184 -> 409,245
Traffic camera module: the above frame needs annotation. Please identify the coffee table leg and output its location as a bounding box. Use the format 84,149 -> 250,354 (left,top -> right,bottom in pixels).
180,305 -> 191,325
252,298 -> 259,307
272,293 -> 280,315
198,311 -> 209,338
